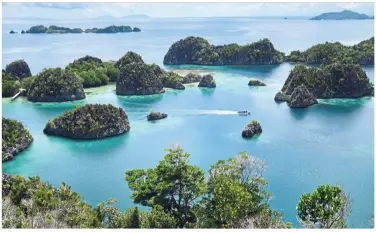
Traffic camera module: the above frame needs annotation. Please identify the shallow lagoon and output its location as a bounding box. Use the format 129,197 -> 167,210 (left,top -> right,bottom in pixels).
2,18 -> 374,227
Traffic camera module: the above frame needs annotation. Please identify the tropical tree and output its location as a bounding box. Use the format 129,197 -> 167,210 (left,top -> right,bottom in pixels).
297,185 -> 351,228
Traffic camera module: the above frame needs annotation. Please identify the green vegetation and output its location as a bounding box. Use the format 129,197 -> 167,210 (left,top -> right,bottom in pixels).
27,68 -> 85,102
115,51 -> 144,69
163,36 -> 284,65
160,72 -> 185,89
297,185 -> 351,228
26,25 -> 48,33
286,37 -> 374,65
310,10 -> 372,20
24,25 -> 140,34
44,104 -> 130,139
3,146 -> 355,229
280,63 -> 374,99
2,70 -> 21,97
86,25 -> 132,33
2,118 -> 33,162
250,120 -> 259,126
5,59 -> 32,79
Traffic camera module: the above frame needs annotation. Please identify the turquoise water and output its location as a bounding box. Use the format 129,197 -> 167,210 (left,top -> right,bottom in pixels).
2,18 -> 374,228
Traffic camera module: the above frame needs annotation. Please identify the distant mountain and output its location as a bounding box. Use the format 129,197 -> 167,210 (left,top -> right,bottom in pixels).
310,10 -> 371,20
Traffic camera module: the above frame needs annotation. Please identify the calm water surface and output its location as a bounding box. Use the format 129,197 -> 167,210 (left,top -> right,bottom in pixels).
2,18 -> 374,228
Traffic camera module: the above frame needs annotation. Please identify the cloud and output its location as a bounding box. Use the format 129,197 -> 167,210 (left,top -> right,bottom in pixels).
24,3 -> 89,10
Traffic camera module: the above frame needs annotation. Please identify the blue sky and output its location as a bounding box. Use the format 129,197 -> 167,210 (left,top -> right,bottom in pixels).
3,2 -> 374,19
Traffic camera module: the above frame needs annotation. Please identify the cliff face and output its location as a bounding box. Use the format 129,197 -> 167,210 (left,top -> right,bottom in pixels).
44,104 -> 130,139
27,68 -> 85,102
163,36 -> 284,65
288,85 -> 318,108
280,64 -> 374,99
116,63 -> 165,95
198,74 -> 216,88
5,60 -> 32,79
2,118 -> 34,162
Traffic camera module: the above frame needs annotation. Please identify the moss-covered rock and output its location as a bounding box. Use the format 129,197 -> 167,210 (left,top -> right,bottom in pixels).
163,36 -> 284,65
286,37 -> 374,65
279,63 -> 374,99
160,72 -> 185,90
115,51 -> 144,69
44,104 -> 130,139
183,73 -> 202,84
147,111 -> 168,121
288,85 -> 318,108
27,68 -> 85,102
242,120 -> 262,138
2,118 -> 33,162
248,79 -> 266,86
198,74 -> 216,88
5,60 -> 32,79
116,63 -> 165,95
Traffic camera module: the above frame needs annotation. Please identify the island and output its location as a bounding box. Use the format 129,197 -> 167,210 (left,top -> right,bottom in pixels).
116,63 -> 165,95
286,37 -> 374,65
23,25 -> 141,34
275,63 -> 374,106
160,72 -> 185,90
183,73 -> 202,83
241,120 -> 262,138
310,10 -> 372,20
43,104 -> 130,139
248,79 -> 266,86
27,68 -> 86,102
198,74 -> 216,88
115,51 -> 145,69
5,59 -> 32,79
2,117 -> 34,162
163,36 -> 284,65
147,111 -> 168,121
9,30 -> 17,34
288,85 -> 318,108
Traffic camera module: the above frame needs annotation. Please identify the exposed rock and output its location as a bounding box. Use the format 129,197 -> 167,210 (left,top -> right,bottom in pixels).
44,104 -> 130,139
163,36 -> 284,65
280,63 -> 374,98
147,111 -> 168,121
5,60 -> 32,79
2,118 -> 33,162
274,91 -> 291,102
248,79 -> 266,86
198,74 -> 216,88
116,63 -> 165,95
288,85 -> 318,108
115,51 -> 144,69
160,72 -> 185,90
183,73 -> 202,84
27,68 -> 85,102
242,120 -> 263,138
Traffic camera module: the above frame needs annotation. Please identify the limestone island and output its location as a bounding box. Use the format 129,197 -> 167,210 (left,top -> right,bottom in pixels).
9,30 -> 17,34
183,73 -> 202,83
147,111 -> 168,121
44,104 -> 130,139
198,74 -> 216,88
275,63 -> 374,107
288,85 -> 318,108
310,10 -> 372,20
2,118 -> 33,162
242,120 -> 262,138
23,25 -> 141,34
160,71 -> 185,90
163,36 -> 284,65
28,68 -> 85,102
286,37 -> 374,65
116,62 -> 165,95
6,59 -> 32,79
115,51 -> 145,69
248,79 -> 266,86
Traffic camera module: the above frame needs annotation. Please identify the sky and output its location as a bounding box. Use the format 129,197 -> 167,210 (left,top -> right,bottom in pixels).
2,2 -> 375,19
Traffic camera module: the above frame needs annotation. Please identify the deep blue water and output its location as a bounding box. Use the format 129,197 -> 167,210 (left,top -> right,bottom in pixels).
2,18 -> 374,228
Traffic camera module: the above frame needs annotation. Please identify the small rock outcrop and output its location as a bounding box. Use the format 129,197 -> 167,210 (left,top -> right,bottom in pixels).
44,104 -> 130,139
10,30 -> 17,34
242,120 -> 263,138
198,74 -> 216,88
147,111 -> 168,121
2,118 -> 34,162
288,85 -> 318,108
248,79 -> 266,86
116,63 -> 165,95
27,68 -> 85,102
183,73 -> 202,84
160,72 -> 185,90
5,60 -> 32,79
274,91 -> 291,102
133,27 -> 141,32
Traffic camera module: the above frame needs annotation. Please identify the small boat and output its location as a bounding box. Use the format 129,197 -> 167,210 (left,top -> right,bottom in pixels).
238,110 -> 250,116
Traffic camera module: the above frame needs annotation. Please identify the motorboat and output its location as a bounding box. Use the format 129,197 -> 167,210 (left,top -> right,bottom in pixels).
238,110 -> 250,116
